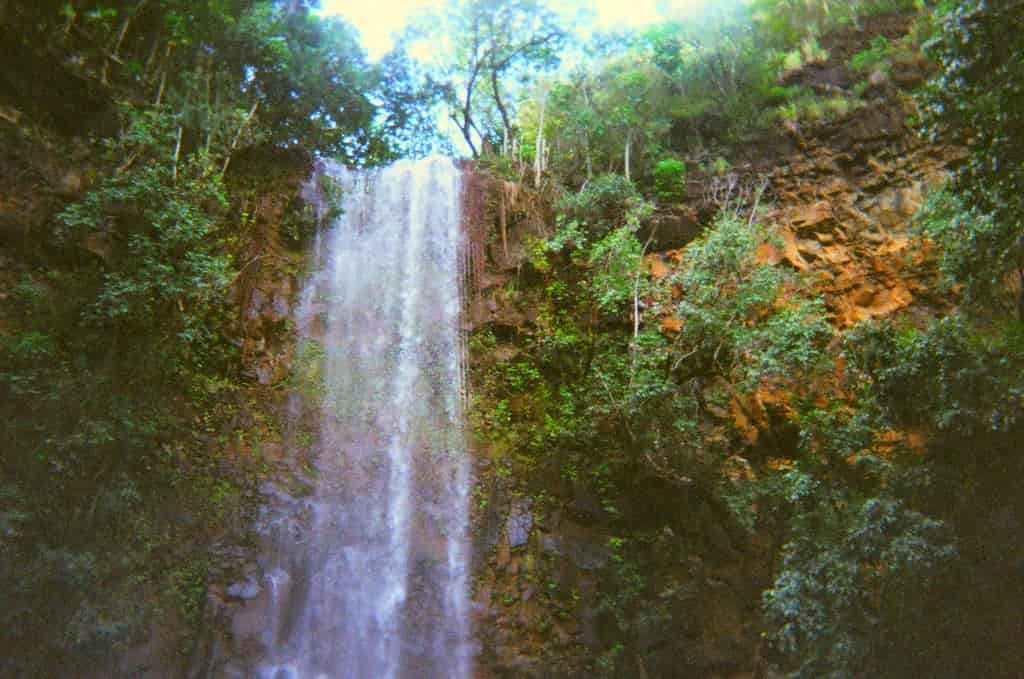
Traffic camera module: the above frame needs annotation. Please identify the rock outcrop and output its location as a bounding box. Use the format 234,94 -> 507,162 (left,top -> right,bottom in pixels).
466,15 -> 958,678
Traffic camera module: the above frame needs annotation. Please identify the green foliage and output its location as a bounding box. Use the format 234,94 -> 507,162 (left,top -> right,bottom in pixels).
674,215 -> 831,388
644,5 -> 780,145
764,476 -> 955,678
752,359 -> 957,677
0,133 -> 245,665
753,0 -> 920,45
845,315 -> 1024,436
228,6 -> 396,159
919,0 -> 1024,316
776,92 -> 864,127
60,169 -> 230,356
4,1 -> 437,162
652,158 -> 686,203
556,174 -> 644,239
586,204 -> 654,313
518,0 -> 925,179
781,36 -> 829,75
915,187 -> 1019,312
851,35 -> 894,72
593,536 -> 648,676
920,0 -> 1024,206
470,209 -> 833,675
462,2 -> 1024,677
757,311 -> 1024,677
587,226 -> 644,312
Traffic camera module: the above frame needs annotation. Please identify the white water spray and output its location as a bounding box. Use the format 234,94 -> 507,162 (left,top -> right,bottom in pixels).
257,157 -> 472,679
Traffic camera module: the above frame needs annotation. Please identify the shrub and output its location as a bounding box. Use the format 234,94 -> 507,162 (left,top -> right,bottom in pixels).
914,187 -> 1020,312
557,174 -> 643,238
652,158 -> 686,203
764,479 -> 956,678
851,36 -> 893,73
673,214 -> 830,388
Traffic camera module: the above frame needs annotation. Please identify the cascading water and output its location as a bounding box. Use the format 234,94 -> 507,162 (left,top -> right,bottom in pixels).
256,157 -> 473,679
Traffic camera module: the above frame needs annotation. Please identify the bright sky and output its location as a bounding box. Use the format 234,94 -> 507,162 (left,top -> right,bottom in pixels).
320,0 -> 705,60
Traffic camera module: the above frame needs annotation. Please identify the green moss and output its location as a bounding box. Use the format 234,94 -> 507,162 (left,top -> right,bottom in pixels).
289,339 -> 327,402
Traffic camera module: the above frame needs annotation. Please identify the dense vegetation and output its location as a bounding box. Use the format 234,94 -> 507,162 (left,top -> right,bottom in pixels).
460,0 -> 1024,676
0,1 -> 435,674
1,0 -> 1022,676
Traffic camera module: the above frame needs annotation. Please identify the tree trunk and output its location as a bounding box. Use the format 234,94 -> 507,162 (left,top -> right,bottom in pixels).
585,131 -> 593,179
222,99 -> 260,176
490,68 -> 513,153
457,63 -> 483,158
624,129 -> 633,182
452,114 -> 479,158
172,125 -> 183,182
1018,266 -> 1024,321
630,231 -> 655,383
534,90 -> 547,188
103,0 -> 148,85
205,54 -> 213,153
143,34 -> 161,81
152,43 -> 173,108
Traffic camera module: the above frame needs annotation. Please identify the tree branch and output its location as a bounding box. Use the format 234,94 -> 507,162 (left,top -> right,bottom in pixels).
221,98 -> 260,176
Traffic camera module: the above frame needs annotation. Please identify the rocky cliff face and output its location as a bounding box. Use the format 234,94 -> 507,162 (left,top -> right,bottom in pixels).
463,17 -> 958,678
0,13 -> 964,677
0,96 -> 315,675
462,179 -> 772,677
185,151 -> 317,679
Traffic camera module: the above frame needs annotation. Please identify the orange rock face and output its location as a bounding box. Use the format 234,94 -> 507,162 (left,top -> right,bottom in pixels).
659,316 -> 683,335
649,84 -> 961,473
663,88 -> 962,339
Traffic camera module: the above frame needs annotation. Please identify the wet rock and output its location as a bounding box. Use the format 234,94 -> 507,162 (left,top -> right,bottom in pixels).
227,579 -> 262,600
220,663 -> 247,678
505,498 -> 533,548
788,201 -> 834,233
540,519 -> 610,571
272,290 -> 291,319
568,486 -> 606,524
494,652 -> 541,677
871,185 -> 922,228
247,287 -> 267,320
648,208 -> 702,250
579,604 -> 604,650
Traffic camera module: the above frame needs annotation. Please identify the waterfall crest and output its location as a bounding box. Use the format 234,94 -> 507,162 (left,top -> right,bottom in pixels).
257,156 -> 472,679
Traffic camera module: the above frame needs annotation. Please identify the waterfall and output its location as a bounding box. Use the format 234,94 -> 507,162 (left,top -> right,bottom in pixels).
256,157 -> 473,679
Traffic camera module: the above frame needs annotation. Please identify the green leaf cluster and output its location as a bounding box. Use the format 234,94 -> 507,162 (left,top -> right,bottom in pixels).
652,158 -> 686,204
673,215 -> 831,389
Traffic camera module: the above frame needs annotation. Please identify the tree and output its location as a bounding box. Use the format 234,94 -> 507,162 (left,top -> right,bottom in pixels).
920,0 -> 1024,317
427,0 -> 566,156
373,41 -> 448,158
225,6 -> 379,159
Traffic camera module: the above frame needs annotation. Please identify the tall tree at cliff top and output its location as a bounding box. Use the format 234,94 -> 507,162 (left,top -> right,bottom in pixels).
420,0 -> 567,157
1,1 -> 435,162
